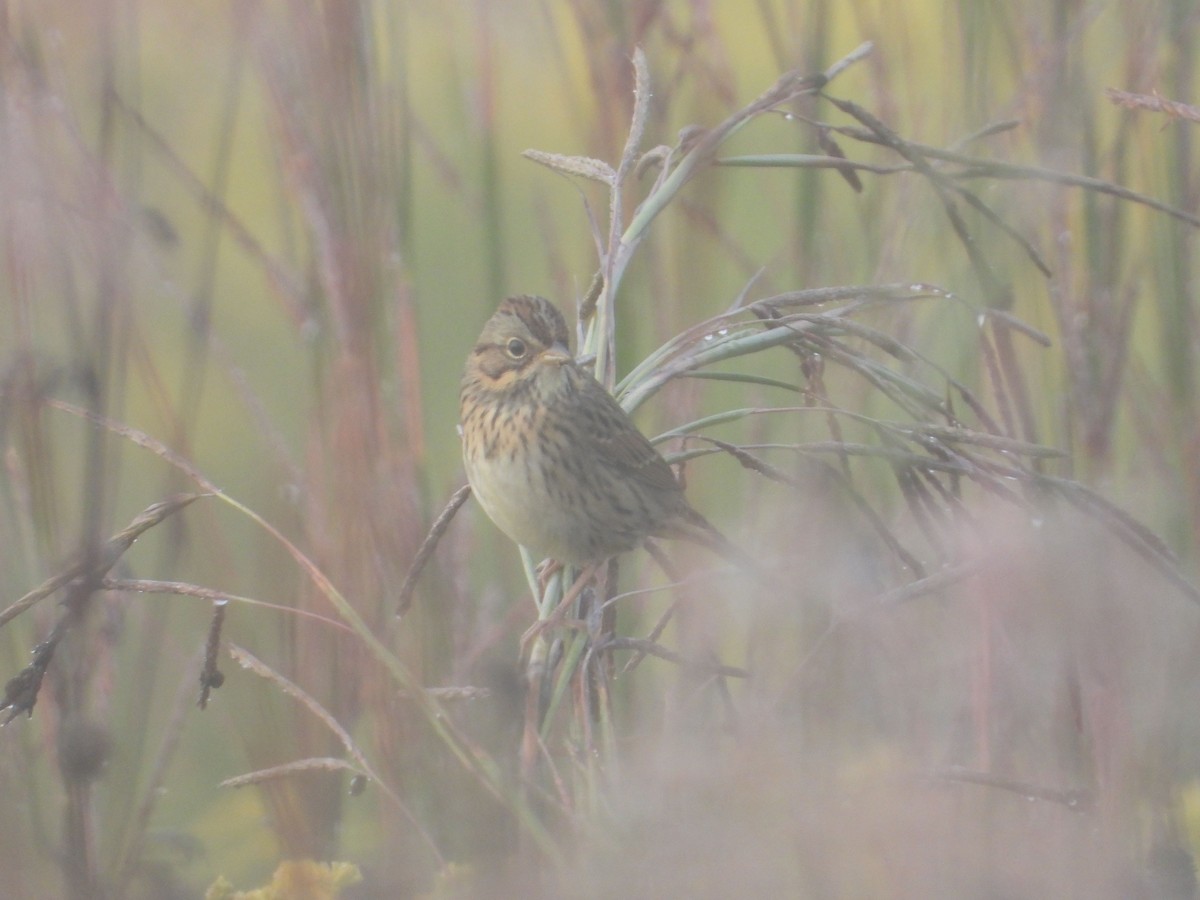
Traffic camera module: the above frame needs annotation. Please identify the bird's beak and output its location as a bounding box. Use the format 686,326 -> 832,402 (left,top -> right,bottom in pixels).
541,342 -> 573,365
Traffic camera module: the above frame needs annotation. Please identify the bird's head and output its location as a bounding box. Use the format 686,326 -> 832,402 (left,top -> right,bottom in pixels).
466,295 -> 575,393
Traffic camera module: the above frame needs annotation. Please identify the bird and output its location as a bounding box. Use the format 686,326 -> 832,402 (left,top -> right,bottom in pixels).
459,294 -> 743,569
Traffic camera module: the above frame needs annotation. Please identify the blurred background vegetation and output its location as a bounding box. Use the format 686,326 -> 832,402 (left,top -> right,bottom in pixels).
1,1 -> 1199,897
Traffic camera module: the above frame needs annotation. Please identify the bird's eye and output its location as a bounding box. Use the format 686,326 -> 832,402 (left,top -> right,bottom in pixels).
505,338 -> 527,359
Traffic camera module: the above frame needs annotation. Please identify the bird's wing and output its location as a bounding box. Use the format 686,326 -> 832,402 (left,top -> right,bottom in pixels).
576,377 -> 681,494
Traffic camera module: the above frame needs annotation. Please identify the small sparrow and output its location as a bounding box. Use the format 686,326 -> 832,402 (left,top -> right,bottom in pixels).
459,295 -> 741,567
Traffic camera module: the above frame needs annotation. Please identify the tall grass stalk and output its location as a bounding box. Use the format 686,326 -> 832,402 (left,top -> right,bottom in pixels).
1,2 -> 1198,896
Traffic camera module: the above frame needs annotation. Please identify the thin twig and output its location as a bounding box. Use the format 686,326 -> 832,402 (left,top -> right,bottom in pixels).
227,644 -> 447,865
935,765 -> 1094,813
0,494 -> 204,630
601,637 -> 750,678
1106,88 -> 1200,125
395,484 -> 472,617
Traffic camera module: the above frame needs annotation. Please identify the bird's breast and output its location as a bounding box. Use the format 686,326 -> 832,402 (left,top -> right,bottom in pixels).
461,395 -> 583,562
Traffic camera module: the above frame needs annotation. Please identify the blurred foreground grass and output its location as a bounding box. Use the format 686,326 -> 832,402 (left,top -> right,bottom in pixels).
1,1 -> 1199,897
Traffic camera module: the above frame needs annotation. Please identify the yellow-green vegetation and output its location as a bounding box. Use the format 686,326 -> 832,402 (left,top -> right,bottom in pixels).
206,860 -> 361,900
1,1 -> 1198,897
